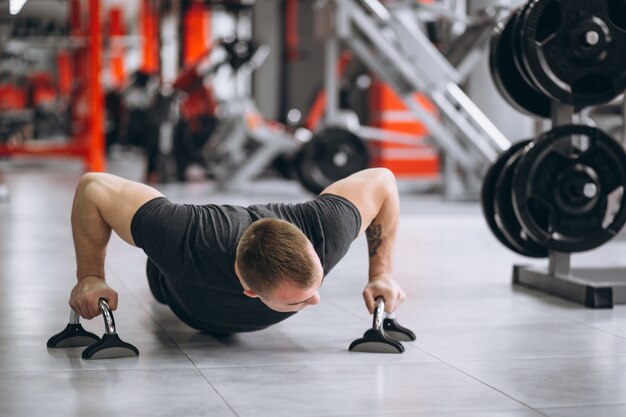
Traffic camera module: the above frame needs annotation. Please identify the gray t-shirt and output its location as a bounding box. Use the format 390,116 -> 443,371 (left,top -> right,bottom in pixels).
131,194 -> 362,333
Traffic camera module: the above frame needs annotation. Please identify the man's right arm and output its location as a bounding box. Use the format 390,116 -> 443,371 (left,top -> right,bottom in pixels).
320,168 -> 406,314
69,173 -> 163,319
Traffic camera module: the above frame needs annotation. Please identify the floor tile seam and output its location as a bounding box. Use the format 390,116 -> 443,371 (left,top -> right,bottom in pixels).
108,277 -> 241,416
194,365 -> 241,417
534,299 -> 626,323
0,366 -> 207,376
564,319 -> 626,341
406,319 -> 574,333
0,332 -> 193,342
96,267 -> 203,368
413,311 -> 623,328
394,344 -> 543,414
409,338 -> 626,362
193,359 -> 444,371
521,291 -> 626,321
443,353 -> 626,364
537,402 -> 626,412
195,361 -> 425,370
401,342 -> 448,362
301,406 -> 550,417
435,361 -> 543,412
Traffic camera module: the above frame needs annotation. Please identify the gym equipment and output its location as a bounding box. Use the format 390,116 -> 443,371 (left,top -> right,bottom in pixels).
510,106 -> 626,309
318,0 -> 511,199
510,1 -> 542,98
489,6 -> 551,118
519,0 -> 626,107
481,139 -> 548,257
293,127 -> 370,194
512,124 -> 626,253
487,2 -> 626,308
187,36 -> 306,190
205,98 -> 303,190
47,299 -> 139,359
46,313 -> 100,348
481,140 -> 527,254
222,38 -> 258,71
382,312 -> 416,342
494,141 -> 549,258
348,297 -> 414,353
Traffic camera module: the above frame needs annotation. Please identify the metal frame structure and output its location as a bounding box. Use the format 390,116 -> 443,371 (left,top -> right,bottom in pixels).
205,98 -> 303,190
0,0 -> 103,202
317,0 -> 511,197
0,0 -> 104,172
201,43 -> 305,190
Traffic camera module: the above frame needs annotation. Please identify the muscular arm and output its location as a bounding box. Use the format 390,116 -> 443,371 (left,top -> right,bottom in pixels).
70,172 -> 163,318
321,168 -> 405,313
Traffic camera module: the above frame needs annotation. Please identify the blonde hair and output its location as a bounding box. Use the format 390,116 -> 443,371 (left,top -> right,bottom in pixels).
236,218 -> 317,296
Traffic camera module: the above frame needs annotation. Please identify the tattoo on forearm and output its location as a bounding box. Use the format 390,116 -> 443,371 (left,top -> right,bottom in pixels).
366,222 -> 382,257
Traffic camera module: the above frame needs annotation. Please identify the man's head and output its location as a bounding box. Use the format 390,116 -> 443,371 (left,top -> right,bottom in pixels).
235,218 -> 323,312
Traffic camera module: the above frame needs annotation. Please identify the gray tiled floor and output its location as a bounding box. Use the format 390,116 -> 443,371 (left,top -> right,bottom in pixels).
1,158 -> 626,417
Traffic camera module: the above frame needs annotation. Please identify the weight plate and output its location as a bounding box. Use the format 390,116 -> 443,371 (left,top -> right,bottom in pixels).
482,141 -> 528,254
493,141 -> 549,258
512,1 -> 546,96
482,140 -> 548,257
521,0 -> 626,107
489,8 -> 552,118
513,124 -> 626,252
294,127 -> 370,194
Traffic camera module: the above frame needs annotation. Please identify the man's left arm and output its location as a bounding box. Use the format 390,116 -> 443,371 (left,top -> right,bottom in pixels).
321,168 -> 406,313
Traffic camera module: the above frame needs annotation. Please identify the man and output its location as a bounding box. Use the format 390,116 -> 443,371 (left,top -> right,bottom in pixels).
69,168 -> 406,334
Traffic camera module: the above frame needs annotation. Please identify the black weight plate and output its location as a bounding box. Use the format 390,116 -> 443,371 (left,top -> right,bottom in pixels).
521,0 -> 626,107
489,8 -> 552,118
513,124 -> 626,252
481,140 -> 528,254
494,142 -> 549,258
293,149 -> 319,194
294,127 -> 370,194
482,140 -> 548,257
512,1 -> 551,99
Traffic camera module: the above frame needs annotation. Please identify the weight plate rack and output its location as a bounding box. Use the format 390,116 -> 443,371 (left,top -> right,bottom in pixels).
485,0 -> 626,308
